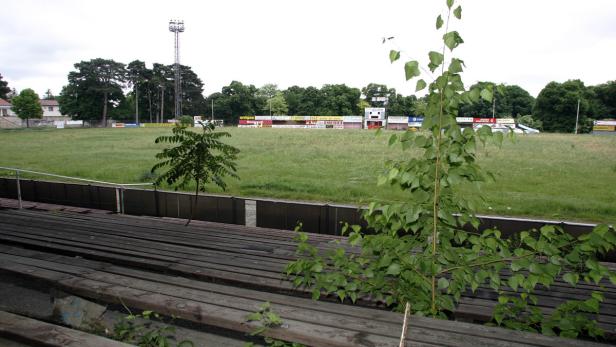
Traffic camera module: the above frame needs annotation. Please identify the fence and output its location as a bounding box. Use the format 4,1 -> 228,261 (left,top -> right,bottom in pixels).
0,175 -> 600,235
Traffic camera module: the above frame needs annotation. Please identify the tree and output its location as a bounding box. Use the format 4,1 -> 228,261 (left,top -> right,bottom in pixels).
59,58 -> 126,124
287,1 -> 616,342
458,81 -> 503,117
357,99 -> 370,115
502,85 -> 534,117
294,86 -> 322,116
388,93 -> 417,116
282,86 -> 305,115
127,60 -> 149,123
0,73 -> 10,100
6,88 -> 18,100
589,81 -> 616,117
43,89 -> 55,100
269,92 -> 288,115
258,84 -> 280,115
151,122 -> 239,225
11,88 -> 42,127
361,83 -> 395,107
319,84 -> 361,116
218,81 -> 261,123
534,80 -> 592,132
179,64 -> 207,117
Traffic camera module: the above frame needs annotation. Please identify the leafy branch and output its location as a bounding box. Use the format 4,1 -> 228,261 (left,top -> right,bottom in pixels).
152,122 -> 239,225
286,0 -> 616,341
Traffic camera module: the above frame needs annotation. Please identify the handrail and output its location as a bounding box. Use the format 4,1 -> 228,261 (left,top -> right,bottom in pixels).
0,166 -> 153,187
0,166 -> 154,213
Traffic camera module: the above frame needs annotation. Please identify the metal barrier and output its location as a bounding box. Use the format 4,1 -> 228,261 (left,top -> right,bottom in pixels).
0,166 -> 153,214
0,168 -> 604,240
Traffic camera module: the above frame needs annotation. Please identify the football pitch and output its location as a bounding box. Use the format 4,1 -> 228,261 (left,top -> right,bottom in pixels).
0,127 -> 615,224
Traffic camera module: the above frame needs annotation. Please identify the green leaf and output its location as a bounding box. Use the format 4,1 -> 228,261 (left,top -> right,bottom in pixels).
245,312 -> 261,322
443,31 -> 464,51
469,88 -> 480,102
404,60 -> 420,80
436,15 -> 444,29
386,263 -> 401,275
562,273 -> 579,286
454,5 -> 462,19
428,51 -> 444,72
389,50 -> 400,63
311,263 -> 323,273
438,277 -> 449,290
416,79 -> 427,92
480,88 -> 493,102
508,274 -> 524,291
388,134 -> 398,146
447,0 -> 454,9
448,58 -> 464,73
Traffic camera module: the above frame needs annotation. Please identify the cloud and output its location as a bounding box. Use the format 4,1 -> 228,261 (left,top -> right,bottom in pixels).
1,0 -> 615,98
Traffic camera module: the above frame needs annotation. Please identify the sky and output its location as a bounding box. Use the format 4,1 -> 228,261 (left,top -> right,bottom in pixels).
1,0 -> 615,99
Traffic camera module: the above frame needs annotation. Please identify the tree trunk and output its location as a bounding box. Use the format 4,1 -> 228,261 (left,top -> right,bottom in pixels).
102,92 -> 108,127
186,180 -> 199,226
26,118 -> 29,128
160,87 -> 164,123
135,87 -> 139,124
148,90 -> 152,123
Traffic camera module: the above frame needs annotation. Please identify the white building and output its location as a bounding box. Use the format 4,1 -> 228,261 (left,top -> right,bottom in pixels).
40,99 -> 69,122
0,98 -> 69,128
0,98 -> 15,117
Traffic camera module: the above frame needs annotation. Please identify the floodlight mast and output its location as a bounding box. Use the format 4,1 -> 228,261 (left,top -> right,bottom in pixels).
169,19 -> 185,120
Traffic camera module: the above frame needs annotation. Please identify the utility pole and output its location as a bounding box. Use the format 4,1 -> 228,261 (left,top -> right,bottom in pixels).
160,85 -> 165,123
492,89 -> 496,118
211,99 -> 214,121
169,19 -> 185,120
135,88 -> 139,124
574,97 -> 580,134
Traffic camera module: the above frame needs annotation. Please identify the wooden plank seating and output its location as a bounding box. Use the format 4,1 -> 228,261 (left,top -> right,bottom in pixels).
0,310 -> 133,347
0,206 -> 614,345
0,246 -> 608,347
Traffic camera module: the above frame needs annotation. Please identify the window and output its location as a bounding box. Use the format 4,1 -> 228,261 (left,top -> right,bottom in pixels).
1,109 -> 7,117
48,106 -> 53,111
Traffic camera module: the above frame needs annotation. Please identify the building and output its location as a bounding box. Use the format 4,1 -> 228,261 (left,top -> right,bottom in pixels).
0,98 -> 15,117
0,98 -> 20,128
40,99 -> 70,122
0,98 -> 69,128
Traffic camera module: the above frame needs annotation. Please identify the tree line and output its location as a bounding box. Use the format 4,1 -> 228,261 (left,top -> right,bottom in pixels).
2,62 -> 615,132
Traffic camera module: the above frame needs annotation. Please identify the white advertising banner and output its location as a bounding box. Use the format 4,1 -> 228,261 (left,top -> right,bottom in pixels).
388,116 -> 409,124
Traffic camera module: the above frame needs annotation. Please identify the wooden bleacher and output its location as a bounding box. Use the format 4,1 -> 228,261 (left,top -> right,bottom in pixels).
0,204 -> 613,346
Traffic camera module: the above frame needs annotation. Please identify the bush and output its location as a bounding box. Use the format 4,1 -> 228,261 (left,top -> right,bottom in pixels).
179,115 -> 193,127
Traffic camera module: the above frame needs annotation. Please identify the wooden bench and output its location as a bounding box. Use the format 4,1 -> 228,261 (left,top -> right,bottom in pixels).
0,208 -> 614,344
0,247 -> 608,347
0,310 -> 132,347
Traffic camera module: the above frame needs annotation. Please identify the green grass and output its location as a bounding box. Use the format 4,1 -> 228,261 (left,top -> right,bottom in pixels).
0,127 -> 615,224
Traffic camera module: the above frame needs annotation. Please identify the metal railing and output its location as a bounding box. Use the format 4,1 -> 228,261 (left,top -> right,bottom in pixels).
0,166 -> 154,213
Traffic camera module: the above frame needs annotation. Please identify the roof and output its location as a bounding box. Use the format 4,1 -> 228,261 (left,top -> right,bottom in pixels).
0,98 -> 11,107
40,99 -> 59,106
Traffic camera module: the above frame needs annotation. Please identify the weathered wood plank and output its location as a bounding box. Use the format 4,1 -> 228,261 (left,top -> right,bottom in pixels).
0,310 -> 133,347
0,254 -> 609,347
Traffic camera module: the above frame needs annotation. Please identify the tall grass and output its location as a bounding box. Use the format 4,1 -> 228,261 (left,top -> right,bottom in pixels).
0,127 -> 614,223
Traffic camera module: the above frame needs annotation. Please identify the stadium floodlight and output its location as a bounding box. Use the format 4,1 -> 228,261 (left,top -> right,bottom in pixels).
169,19 -> 185,120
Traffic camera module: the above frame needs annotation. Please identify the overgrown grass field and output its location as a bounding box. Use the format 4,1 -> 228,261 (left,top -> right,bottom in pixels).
0,127 -> 615,223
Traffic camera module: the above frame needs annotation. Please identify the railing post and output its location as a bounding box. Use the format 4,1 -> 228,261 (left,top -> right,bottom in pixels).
15,170 -> 22,209
115,187 -> 121,213
120,187 -> 125,214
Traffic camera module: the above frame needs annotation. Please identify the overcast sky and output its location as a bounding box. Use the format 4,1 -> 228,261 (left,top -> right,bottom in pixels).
1,0 -> 615,99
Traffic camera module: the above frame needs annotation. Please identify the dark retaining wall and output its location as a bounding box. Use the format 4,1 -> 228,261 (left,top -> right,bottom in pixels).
0,177 -> 602,238
0,178 -> 245,225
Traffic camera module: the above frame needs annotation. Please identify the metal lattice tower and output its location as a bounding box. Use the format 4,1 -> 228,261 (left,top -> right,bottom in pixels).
169,19 -> 185,119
